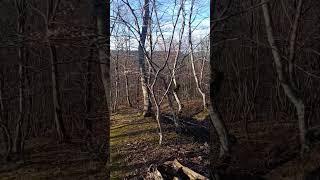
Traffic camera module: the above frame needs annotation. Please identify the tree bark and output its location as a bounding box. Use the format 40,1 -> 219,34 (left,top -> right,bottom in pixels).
125,35 -> 133,107
0,121 -> 12,161
93,0 -> 110,168
188,0 -> 206,110
288,0 -> 303,90
151,86 -> 163,145
39,0 -> 68,143
13,50 -> 24,154
208,70 -> 232,157
160,77 -> 179,129
138,0 -> 152,117
171,4 -> 186,113
0,75 -> 12,161
49,43 -> 67,142
124,72 -> 132,107
85,47 -> 94,132
13,0 -> 27,154
113,50 -> 120,112
209,0 -> 233,158
190,51 -> 207,109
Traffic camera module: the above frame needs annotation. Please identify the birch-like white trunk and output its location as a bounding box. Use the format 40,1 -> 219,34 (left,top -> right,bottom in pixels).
261,0 -> 307,154
188,0 -> 206,109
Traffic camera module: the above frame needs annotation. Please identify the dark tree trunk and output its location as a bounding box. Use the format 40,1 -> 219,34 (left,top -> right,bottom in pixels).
93,0 -> 110,171
139,0 -> 152,117
49,43 -> 67,142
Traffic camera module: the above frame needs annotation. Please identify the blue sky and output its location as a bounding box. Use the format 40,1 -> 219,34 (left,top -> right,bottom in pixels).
110,0 -> 210,50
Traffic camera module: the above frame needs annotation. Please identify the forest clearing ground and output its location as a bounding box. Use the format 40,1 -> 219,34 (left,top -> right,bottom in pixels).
0,121 -> 108,180
0,136 -> 108,179
110,107 -> 210,179
210,115 -> 320,179
109,101 -> 319,179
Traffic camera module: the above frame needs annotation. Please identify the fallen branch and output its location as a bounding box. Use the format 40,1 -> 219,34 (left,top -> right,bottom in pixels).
147,159 -> 209,180
171,159 -> 209,180
162,114 -> 209,142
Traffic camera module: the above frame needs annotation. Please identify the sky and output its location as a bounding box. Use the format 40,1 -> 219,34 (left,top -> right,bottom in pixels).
110,0 -> 210,50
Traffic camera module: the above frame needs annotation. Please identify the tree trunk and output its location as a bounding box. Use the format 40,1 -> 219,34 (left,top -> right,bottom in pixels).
42,0 -> 67,143
13,59 -> 24,154
288,0 -> 303,90
190,52 -> 206,110
208,70 -> 232,157
261,0 -> 308,154
0,76 -> 12,161
85,47 -> 94,132
188,0 -> 206,110
151,88 -> 163,145
172,86 -> 183,113
160,77 -> 180,129
113,51 -> 120,112
138,0 -> 152,117
49,43 -> 67,142
14,1 -> 27,154
0,122 -> 12,161
0,77 -> 5,146
22,48 -> 32,154
190,44 -> 206,110
209,0 -> 233,158
93,0 -> 110,166
171,4 -> 186,113
124,72 -> 132,107
125,33 -> 133,107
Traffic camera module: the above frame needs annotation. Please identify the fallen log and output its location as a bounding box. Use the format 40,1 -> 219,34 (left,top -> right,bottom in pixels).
147,168 -> 164,180
147,159 -> 209,180
162,114 -> 209,142
171,159 -> 209,180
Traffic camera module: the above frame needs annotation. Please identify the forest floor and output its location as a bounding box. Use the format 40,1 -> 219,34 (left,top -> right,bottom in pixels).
0,120 -> 109,180
111,101 -> 320,180
0,137 -> 109,180
208,107 -> 320,180
110,106 -> 210,179
1,101 -> 319,180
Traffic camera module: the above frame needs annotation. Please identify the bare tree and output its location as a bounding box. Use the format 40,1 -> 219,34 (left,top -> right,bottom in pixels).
147,0 -> 187,143
188,0 -> 207,110
118,0 -> 153,116
30,0 -> 69,142
124,32 -> 133,107
13,0 -> 29,157
209,0 -> 234,158
170,4 -> 187,114
138,0 -> 153,117
112,32 -> 120,112
288,0 -> 303,90
261,0 -> 308,154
